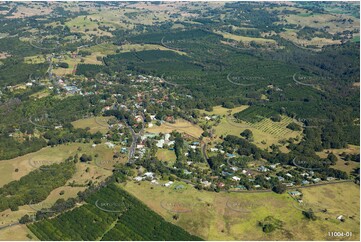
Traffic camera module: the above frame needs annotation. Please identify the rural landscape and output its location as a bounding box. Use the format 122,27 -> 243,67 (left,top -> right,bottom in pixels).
0,1 -> 359,241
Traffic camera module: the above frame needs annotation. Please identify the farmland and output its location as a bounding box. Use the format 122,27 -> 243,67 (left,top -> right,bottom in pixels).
122,181 -> 360,241
0,1 -> 359,241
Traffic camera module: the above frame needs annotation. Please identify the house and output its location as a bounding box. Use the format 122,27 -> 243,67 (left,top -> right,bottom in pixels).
312,178 -> 321,183
286,173 -> 293,178
165,116 -> 174,122
254,184 -> 261,188
164,133 -> 171,141
204,116 -> 211,121
151,180 -> 159,185
121,147 -> 127,153
91,144 -> 97,148
222,171 -> 233,176
156,139 -> 165,148
242,169 -> 253,176
236,185 -> 247,190
105,142 -> 115,149
302,180 -> 310,185
201,181 -> 211,187
137,144 -> 144,149
210,148 -> 219,152
289,191 -> 302,196
134,176 -> 143,182
134,115 -> 143,123
283,182 -> 294,187
232,176 -> 241,181
326,177 -> 335,181
144,172 -> 154,178
164,181 -> 174,187
336,215 -> 344,221
174,185 -> 185,190
277,176 -> 285,181
217,182 -> 225,188
258,166 -> 269,172
231,167 -> 238,172
227,153 -> 236,158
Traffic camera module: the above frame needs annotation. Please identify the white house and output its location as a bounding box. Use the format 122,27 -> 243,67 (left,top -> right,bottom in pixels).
105,142 -> 115,148
134,176 -> 143,182
232,176 -> 241,181
164,181 -> 174,187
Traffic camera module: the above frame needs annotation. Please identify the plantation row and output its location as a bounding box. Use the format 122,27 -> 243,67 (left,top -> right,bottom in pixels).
234,106 -> 279,123
249,116 -> 298,137
28,184 -> 202,241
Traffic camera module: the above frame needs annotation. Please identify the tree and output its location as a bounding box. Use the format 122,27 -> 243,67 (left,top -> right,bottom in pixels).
271,114 -> 282,122
272,183 -> 286,194
327,153 -> 337,164
240,129 -> 253,141
58,62 -> 69,68
302,209 -> 317,220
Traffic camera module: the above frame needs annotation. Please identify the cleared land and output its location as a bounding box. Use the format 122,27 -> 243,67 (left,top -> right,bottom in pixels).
156,149 -> 177,163
0,141 -> 116,187
0,224 -> 37,241
122,181 -> 359,240
316,145 -> 360,174
215,31 -> 277,46
71,116 -> 111,134
147,119 -> 203,138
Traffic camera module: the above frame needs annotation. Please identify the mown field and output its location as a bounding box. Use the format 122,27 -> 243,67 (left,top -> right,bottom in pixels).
147,119 -> 204,139
122,181 -> 360,241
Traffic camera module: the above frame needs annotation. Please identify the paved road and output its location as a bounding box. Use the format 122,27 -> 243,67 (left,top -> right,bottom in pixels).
126,112 -> 145,163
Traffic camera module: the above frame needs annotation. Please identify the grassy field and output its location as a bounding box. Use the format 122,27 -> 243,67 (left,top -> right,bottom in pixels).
199,105 -> 249,116
29,89 -> 50,99
122,181 -> 359,240
280,13 -> 359,35
65,16 -> 113,37
0,224 -> 37,241
215,31 -> 277,45
316,145 -> 360,174
147,119 -> 203,139
156,149 -> 177,164
0,141 -> 116,187
279,29 -> 341,49
71,116 -> 111,134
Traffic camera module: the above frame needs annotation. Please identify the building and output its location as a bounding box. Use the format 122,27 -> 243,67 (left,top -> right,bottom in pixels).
134,176 -> 143,182
258,166 -> 269,172
164,181 -> 174,187
289,191 -> 302,196
105,142 -> 115,149
232,176 -> 241,181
